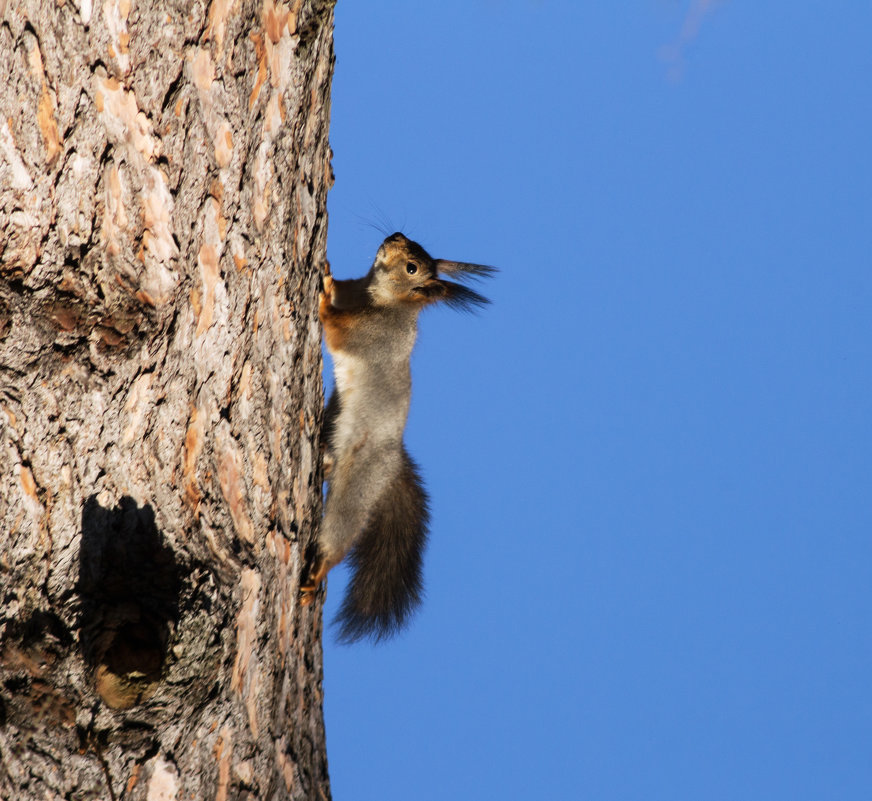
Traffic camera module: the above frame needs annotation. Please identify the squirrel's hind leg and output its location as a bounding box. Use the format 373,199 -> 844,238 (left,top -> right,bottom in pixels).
334,448 -> 430,642
300,443 -> 401,603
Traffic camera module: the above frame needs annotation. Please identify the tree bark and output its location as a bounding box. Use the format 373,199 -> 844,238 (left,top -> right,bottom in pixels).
0,1 -> 334,799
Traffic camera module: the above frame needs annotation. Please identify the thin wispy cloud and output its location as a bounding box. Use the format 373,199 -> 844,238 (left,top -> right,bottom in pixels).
660,0 -> 724,81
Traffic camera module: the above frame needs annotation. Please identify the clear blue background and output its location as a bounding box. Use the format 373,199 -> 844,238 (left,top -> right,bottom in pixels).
321,3 -> 872,799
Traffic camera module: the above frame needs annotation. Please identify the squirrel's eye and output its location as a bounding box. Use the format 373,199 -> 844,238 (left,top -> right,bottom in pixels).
406,262 -> 418,275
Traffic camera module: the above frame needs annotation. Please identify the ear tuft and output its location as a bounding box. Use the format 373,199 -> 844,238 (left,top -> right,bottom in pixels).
434,260 -> 498,282
439,280 -> 490,312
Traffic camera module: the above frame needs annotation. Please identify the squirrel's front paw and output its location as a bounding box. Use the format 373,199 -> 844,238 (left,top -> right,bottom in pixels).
318,274 -> 335,319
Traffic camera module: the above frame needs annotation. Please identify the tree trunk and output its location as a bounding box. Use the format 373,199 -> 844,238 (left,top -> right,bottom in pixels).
0,1 -> 334,799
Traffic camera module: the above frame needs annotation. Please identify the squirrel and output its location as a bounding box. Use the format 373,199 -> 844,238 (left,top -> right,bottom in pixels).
299,232 -> 495,642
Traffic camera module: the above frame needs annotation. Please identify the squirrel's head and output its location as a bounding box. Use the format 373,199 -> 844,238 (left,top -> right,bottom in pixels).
369,232 -> 495,312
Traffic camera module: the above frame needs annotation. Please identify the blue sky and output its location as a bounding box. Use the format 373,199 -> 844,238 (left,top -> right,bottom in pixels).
320,3 -> 872,799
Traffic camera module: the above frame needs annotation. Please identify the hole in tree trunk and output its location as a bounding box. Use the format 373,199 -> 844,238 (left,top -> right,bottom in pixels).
78,496 -> 181,709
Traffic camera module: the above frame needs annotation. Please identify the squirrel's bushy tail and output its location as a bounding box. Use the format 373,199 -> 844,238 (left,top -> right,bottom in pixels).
335,449 -> 430,643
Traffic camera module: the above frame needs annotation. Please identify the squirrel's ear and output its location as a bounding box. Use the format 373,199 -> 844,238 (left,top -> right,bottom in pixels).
434,260 -> 497,282
438,279 -> 490,312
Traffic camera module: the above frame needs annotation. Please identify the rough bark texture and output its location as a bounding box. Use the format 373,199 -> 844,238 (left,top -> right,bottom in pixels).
0,1 -> 334,799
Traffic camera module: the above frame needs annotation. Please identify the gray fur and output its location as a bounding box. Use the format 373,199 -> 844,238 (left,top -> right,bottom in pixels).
311,233 -> 494,642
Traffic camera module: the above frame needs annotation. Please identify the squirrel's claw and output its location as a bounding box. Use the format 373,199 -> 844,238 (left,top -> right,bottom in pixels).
299,586 -> 319,606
